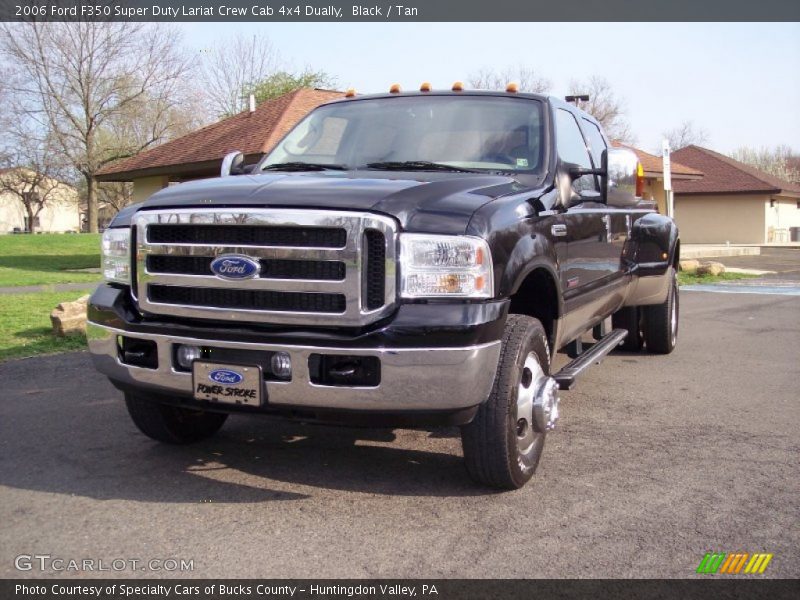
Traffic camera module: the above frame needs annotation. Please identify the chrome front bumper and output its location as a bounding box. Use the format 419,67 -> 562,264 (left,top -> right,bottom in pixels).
87,322 -> 501,412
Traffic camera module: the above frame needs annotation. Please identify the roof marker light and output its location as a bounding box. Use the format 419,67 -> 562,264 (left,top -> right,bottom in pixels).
452,81 -> 464,91
420,82 -> 432,92
389,83 -> 401,94
506,82 -> 519,93
345,88 -> 356,98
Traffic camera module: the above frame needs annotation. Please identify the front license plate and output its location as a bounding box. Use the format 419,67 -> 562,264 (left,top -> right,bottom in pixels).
192,362 -> 262,407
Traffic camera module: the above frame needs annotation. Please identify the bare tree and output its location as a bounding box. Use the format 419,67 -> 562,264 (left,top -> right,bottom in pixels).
0,170 -> 67,232
468,66 -> 550,93
201,35 -> 281,117
662,120 -> 708,151
97,182 -> 134,214
568,76 -> 633,143
731,145 -> 800,184
1,22 -> 195,232
0,120 -> 72,232
246,69 -> 337,104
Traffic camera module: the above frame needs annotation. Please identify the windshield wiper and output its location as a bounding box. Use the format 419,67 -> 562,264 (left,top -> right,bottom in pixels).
261,162 -> 348,171
364,161 -> 480,173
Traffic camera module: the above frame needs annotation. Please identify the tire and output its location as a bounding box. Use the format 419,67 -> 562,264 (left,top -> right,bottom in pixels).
643,268 -> 679,354
124,392 -> 228,444
461,314 -> 554,490
612,306 -> 643,352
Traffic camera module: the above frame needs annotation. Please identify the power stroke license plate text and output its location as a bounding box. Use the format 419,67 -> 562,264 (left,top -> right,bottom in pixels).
192,362 -> 262,407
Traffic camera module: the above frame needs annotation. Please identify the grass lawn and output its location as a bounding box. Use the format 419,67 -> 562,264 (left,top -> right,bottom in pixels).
677,271 -> 759,286
0,233 -> 102,287
0,291 -> 89,362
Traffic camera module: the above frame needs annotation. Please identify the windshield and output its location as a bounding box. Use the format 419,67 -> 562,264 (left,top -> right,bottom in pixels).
259,95 -> 546,173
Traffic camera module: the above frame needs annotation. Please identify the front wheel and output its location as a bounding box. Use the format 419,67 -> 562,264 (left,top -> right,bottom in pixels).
461,315 -> 559,489
125,393 -> 228,444
643,268 -> 679,354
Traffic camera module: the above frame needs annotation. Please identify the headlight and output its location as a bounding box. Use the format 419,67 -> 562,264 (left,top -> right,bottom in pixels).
399,234 -> 493,298
101,228 -> 131,284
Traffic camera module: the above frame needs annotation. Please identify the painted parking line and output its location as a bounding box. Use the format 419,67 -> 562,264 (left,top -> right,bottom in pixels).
682,284 -> 800,296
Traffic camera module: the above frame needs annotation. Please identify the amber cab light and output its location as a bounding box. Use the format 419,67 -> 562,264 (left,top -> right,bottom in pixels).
635,162 -> 645,197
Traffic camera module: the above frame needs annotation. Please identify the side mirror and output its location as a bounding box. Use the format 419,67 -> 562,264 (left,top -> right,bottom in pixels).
220,151 -> 245,177
604,148 -> 641,207
560,162 -> 603,207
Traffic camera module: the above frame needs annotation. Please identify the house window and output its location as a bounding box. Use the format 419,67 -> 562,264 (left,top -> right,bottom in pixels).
24,216 -> 41,230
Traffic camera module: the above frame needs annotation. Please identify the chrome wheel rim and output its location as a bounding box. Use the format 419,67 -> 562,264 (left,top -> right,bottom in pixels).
516,352 -> 547,455
670,284 -> 679,346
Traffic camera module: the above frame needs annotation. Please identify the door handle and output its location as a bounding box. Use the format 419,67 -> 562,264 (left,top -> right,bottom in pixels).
551,224 -> 567,237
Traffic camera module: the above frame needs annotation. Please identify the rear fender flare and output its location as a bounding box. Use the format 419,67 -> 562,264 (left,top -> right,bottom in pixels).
624,213 -> 679,277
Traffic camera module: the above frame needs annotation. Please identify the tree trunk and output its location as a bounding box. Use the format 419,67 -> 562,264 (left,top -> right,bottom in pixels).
85,173 -> 98,233
24,203 -> 35,233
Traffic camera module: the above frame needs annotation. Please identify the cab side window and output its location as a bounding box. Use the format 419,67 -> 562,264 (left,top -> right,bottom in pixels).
555,109 -> 595,192
582,119 -> 607,169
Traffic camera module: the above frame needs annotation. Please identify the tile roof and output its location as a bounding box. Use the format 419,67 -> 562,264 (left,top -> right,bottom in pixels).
96,88 -> 344,180
672,145 -> 800,195
611,142 -> 702,177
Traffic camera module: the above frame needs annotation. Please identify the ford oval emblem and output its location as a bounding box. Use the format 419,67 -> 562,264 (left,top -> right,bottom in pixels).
208,369 -> 244,385
210,255 -> 260,280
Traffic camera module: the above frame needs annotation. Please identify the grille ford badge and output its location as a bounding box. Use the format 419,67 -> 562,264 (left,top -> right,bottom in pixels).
210,255 -> 260,280
208,369 -> 244,385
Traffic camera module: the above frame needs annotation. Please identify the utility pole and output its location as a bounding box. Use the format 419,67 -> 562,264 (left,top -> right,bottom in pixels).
662,139 -> 673,218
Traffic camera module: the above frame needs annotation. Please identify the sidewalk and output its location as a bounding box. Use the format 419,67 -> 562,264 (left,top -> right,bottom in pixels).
682,243 -> 800,259
0,282 -> 99,295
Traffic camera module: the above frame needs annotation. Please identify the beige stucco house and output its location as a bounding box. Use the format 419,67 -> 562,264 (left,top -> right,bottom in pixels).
0,168 -> 80,233
672,146 -> 800,244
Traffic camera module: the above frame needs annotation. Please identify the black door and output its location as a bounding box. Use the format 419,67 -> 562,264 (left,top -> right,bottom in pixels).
553,108 -> 617,294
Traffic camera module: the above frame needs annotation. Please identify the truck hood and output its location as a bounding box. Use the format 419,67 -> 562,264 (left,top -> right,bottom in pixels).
131,171 -> 534,234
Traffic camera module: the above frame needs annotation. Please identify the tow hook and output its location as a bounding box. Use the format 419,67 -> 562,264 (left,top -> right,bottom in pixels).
533,377 -> 560,432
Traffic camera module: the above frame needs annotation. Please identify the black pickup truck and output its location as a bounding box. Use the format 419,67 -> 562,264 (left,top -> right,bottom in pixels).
88,88 -> 679,489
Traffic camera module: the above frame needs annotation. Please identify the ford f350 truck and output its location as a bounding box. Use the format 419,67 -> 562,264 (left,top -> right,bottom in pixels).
88,86 -> 679,489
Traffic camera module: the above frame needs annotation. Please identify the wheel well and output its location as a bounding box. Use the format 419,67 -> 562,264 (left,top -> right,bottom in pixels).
508,269 -> 559,352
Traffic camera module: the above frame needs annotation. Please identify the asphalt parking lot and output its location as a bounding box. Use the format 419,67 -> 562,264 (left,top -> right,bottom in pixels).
1,290 -> 798,579
710,247 -> 800,278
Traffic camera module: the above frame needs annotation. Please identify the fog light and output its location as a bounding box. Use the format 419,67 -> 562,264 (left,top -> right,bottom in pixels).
271,352 -> 292,379
176,345 -> 202,370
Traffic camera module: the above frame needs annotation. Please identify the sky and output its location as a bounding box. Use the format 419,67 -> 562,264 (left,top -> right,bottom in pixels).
179,22 -> 800,155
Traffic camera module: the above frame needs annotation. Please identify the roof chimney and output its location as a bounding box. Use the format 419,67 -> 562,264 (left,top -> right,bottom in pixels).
248,94 -> 256,114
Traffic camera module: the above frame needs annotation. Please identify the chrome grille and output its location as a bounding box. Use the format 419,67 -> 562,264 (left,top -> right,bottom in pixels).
133,209 -> 397,326
146,256 -> 347,280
